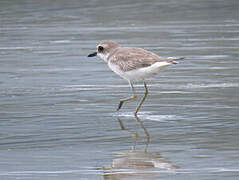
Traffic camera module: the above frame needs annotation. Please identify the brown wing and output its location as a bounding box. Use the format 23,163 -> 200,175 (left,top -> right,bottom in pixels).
108,47 -> 171,72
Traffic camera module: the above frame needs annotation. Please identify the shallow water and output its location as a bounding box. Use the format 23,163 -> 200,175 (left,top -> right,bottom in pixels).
1,0 -> 239,179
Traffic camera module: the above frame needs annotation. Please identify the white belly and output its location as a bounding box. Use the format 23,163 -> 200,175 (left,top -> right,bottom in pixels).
108,61 -> 171,83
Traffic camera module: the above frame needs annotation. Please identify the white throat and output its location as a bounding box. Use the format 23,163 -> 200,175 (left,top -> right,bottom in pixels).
97,53 -> 110,62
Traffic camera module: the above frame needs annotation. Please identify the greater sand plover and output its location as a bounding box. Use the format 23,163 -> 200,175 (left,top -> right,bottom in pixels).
88,41 -> 184,115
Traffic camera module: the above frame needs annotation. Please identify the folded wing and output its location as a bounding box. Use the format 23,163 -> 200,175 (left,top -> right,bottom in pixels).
108,47 -> 184,72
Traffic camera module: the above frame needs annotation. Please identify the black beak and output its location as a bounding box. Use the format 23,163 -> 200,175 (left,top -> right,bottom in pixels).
88,52 -> 97,57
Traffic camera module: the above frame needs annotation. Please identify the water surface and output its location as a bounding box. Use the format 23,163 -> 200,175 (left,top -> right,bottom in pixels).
1,0 -> 239,179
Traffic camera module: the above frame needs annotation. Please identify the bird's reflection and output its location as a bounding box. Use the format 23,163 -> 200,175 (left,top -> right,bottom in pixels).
103,115 -> 178,179
118,115 -> 150,152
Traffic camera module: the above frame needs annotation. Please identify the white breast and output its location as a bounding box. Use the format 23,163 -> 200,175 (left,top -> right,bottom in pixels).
108,62 -> 128,80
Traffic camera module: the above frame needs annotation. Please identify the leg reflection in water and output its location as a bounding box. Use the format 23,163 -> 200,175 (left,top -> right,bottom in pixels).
118,114 -> 150,152
103,115 -> 179,179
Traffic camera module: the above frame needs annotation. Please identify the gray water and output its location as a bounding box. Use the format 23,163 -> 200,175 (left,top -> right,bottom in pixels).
1,0 -> 239,179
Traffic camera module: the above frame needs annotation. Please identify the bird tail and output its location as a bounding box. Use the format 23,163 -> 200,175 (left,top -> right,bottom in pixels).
167,57 -> 184,64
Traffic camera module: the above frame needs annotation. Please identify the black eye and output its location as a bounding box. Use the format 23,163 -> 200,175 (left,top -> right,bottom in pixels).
98,46 -> 104,52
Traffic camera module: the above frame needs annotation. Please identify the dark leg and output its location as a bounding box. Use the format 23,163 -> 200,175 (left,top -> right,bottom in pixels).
134,82 -> 148,115
117,82 -> 137,111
